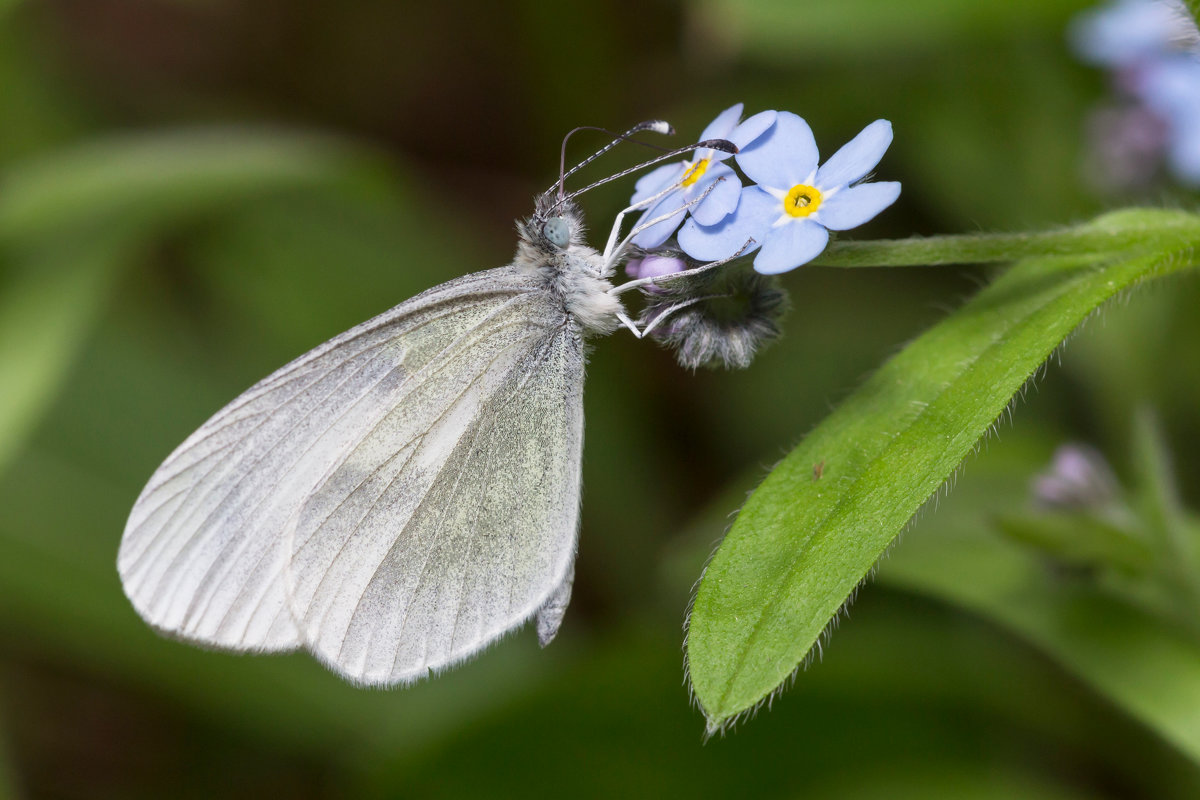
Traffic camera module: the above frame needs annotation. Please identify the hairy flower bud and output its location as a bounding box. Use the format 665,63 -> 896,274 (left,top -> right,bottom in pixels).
638,259 -> 789,370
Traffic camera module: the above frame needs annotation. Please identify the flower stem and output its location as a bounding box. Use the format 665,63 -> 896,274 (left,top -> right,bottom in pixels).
811,208 -> 1200,268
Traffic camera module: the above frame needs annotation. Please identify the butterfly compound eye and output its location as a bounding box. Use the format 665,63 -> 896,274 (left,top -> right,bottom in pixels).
542,216 -> 570,249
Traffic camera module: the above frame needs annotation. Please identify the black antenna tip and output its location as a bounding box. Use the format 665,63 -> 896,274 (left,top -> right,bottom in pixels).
697,138 -> 738,155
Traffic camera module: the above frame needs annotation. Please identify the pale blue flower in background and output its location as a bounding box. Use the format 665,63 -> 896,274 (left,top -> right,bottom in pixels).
1137,53 -> 1200,183
1070,0 -> 1196,67
677,114 -> 900,275
1070,0 -> 1200,187
629,103 -> 776,249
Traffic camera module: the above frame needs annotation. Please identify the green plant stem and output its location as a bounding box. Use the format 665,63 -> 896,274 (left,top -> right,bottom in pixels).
813,209 -> 1200,268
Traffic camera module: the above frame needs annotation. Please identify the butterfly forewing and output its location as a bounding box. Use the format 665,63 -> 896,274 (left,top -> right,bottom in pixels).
117,267 -> 565,656
286,297 -> 584,684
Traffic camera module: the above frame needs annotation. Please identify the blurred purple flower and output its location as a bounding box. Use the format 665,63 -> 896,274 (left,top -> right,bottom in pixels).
625,254 -> 688,281
1084,104 -> 1170,188
1032,444 -> 1121,509
677,115 -> 900,274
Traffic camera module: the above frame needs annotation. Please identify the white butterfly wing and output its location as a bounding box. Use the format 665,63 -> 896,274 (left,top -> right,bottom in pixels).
118,267 -> 578,664
286,299 -> 584,684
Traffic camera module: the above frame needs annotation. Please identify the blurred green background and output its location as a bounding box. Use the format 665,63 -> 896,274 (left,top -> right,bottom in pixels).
2,0 -> 1200,797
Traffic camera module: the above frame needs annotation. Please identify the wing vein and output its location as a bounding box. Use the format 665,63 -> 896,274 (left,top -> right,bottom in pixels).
151,339 -> 405,620
319,324 -> 547,668
287,296 -> 556,567
125,334 -> 392,575
445,330 -> 562,655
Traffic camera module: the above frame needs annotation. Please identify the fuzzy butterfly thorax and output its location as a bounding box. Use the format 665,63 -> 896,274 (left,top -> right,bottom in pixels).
515,200 -> 624,337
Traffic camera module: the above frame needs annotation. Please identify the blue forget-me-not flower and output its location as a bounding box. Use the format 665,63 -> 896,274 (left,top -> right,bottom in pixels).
614,106 -> 899,368
630,103 -> 776,249
676,114 -> 901,274
1071,0 -> 1200,186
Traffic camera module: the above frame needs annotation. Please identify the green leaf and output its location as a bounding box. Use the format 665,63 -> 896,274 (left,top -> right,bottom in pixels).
1131,409 -> 1189,547
879,442 -> 1200,767
686,209 -> 1200,732
0,242 -> 123,474
1128,410 -> 1200,618
0,127 -> 383,250
994,512 -> 1152,575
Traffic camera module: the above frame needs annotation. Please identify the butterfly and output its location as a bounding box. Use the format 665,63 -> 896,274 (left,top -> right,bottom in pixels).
117,120 -> 738,685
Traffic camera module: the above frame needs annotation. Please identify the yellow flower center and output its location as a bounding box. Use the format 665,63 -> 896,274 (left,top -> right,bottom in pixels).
680,158 -> 710,187
783,184 -> 822,217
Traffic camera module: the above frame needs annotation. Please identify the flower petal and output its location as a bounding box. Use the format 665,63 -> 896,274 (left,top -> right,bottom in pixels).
691,163 -> 742,226
635,255 -> 688,279
678,186 -> 777,262
753,218 -> 829,274
632,162 -> 685,205
1069,0 -> 1193,67
699,103 -> 744,142
631,191 -> 690,248
1137,56 -> 1200,122
728,110 -> 778,151
736,111 -> 819,189
815,119 -> 894,190
1167,117 -> 1200,185
814,181 -> 901,231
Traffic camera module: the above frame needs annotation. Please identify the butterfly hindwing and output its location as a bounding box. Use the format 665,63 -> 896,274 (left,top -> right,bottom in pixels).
117,267 -> 571,658
285,289 -> 584,685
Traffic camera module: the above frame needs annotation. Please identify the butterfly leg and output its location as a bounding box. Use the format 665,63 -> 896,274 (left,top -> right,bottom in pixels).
601,184 -> 678,269
608,238 -> 758,297
616,311 -> 644,338
601,178 -> 726,276
638,295 -> 725,336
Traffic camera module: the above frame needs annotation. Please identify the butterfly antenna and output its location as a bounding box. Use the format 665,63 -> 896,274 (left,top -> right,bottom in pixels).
562,138 -> 737,204
554,120 -> 675,202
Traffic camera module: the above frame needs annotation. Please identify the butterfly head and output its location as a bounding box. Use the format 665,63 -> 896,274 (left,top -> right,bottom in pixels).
515,194 -> 594,275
